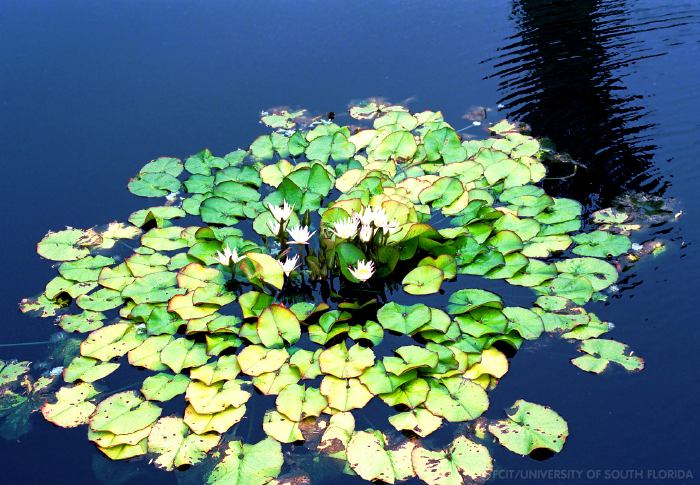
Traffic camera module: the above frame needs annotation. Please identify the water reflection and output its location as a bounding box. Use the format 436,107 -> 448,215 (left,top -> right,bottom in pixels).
486,0 -> 697,205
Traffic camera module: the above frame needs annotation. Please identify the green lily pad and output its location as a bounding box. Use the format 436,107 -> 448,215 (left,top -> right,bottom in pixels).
206,438 -> 283,485
373,130 -> 417,160
489,399 -> 568,455
237,346 -> 288,377
90,391 -> 162,435
418,254 -> 457,279
122,271 -> 185,304
388,407 -> 443,437
412,436 -> 492,485
190,355 -> 241,385
319,342 -> 375,378
380,378 -> 430,408
376,302 -> 431,334
128,172 -> 181,197
141,227 -> 189,251
424,377 -> 489,422
58,255 -> 115,282
346,431 -> 415,483
252,364 -> 300,395
42,383 -> 99,428
81,323 -> 146,361
359,361 -> 417,395
384,346 -> 439,376
571,339 -> 644,373
348,320 -> 384,345
141,373 -> 190,401
160,338 -> 209,373
305,131 -> 356,162
402,266 -> 444,295
554,257 -> 618,291
37,229 -> 93,261
276,383 -> 327,421
76,288 -> 123,312
64,356 -> 119,383
140,157 -> 184,177
262,409 -> 303,443
184,403 -> 246,434
424,127 -> 467,163
129,206 -> 186,228
320,376 -> 373,412
257,304 -> 301,348
147,416 -> 220,471
572,230 -> 632,257
447,289 -> 503,315
186,379 -> 250,414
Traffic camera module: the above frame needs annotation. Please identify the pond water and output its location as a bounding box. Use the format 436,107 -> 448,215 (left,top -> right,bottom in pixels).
1,0 -> 699,483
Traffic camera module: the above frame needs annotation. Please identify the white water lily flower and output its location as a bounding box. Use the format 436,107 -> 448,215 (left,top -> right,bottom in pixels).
353,207 -> 374,226
214,245 -> 234,266
267,219 -> 282,236
214,245 -> 245,265
371,206 -> 389,229
359,224 -> 374,242
349,260 -> 375,282
288,225 -> 315,245
281,255 -> 300,276
268,200 -> 294,222
228,247 -> 246,264
381,219 -> 401,235
332,217 -> 359,239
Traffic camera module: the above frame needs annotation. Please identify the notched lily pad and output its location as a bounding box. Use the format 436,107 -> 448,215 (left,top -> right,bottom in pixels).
489,399 -> 568,455
571,339 -> 644,373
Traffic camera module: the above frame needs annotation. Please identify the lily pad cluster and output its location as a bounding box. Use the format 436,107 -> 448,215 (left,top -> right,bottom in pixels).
17,103 -> 650,484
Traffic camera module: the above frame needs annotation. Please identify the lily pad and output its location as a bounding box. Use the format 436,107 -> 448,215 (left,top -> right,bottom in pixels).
90,391 -> 162,435
412,436 -> 492,485
424,377 -> 489,422
207,438 -> 283,485
185,380 -> 250,414
257,304 -> 301,348
42,383 -> 99,428
276,383 -> 327,422
388,407 -> 443,437
377,302 -> 431,335
64,356 -> 119,383
571,339 -> 644,373
320,376 -> 373,412
346,431 -> 415,483
37,229 -> 93,261
148,416 -> 220,471
141,373 -> 190,401
489,399 -> 568,455
402,266 -> 444,295
447,289 -> 503,315
572,230 -> 632,257
319,342 -> 375,379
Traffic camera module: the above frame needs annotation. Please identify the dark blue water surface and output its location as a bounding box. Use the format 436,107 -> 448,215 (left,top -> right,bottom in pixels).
1,1 -> 699,483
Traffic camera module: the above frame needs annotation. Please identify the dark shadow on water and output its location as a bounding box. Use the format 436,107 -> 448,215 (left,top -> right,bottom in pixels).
529,447 -> 556,461
485,0 -> 696,206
